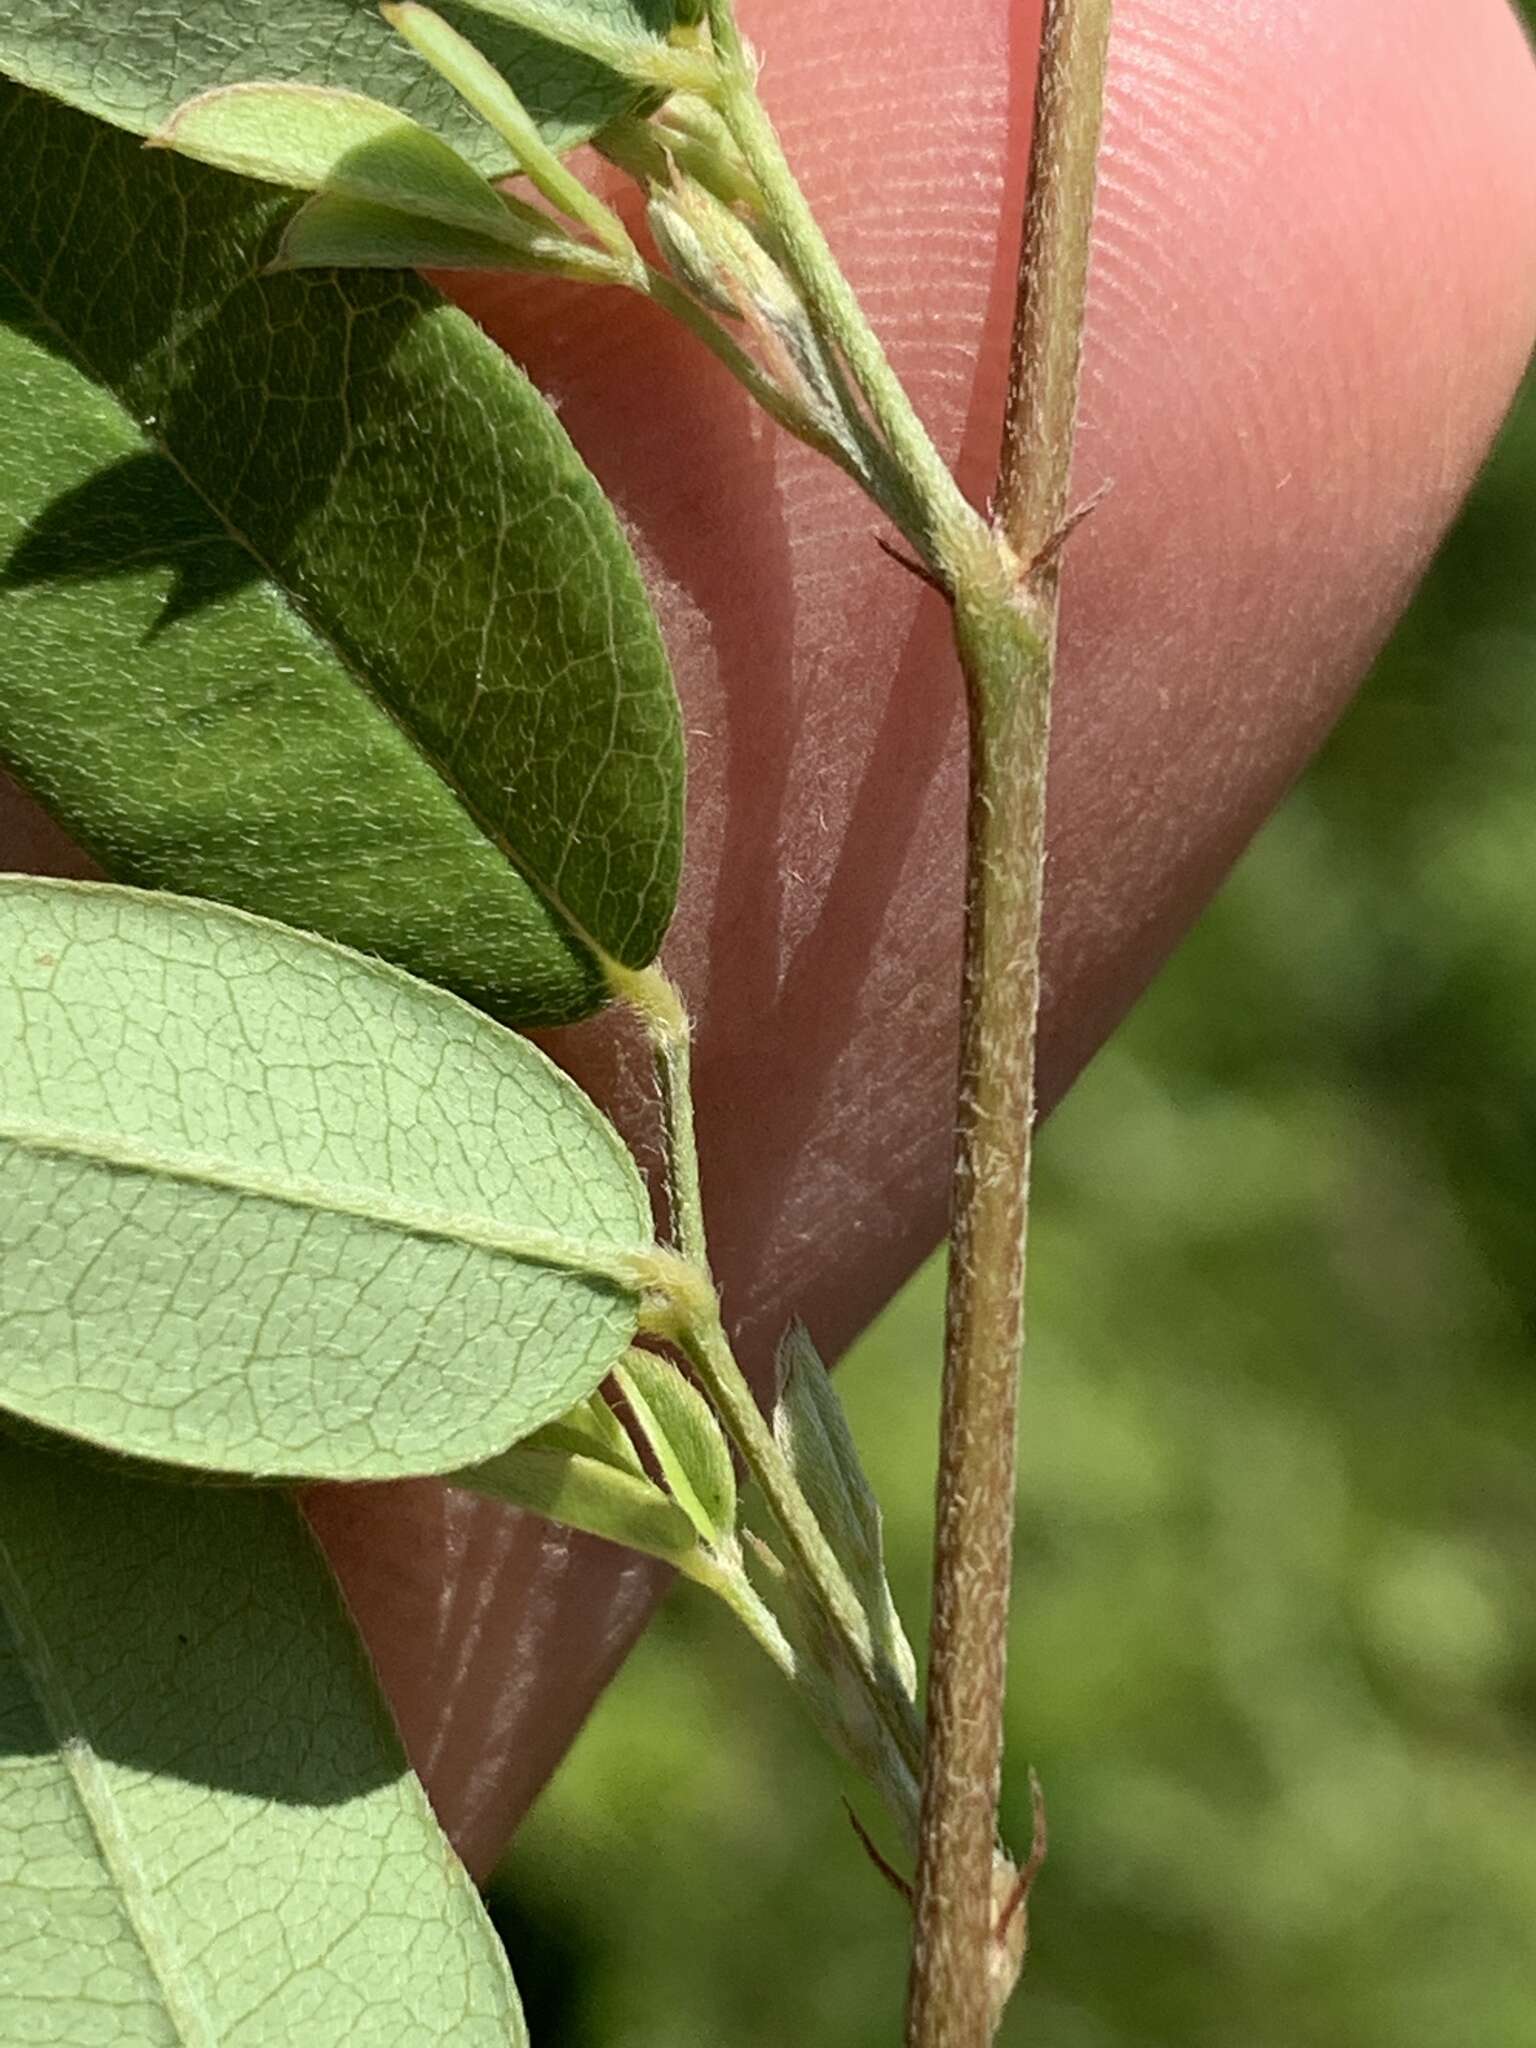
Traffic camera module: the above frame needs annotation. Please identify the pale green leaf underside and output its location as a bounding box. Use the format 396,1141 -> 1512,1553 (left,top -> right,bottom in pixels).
0,879 -> 653,1479
0,82 -> 684,1023
0,0 -> 673,166
0,1435 -> 526,2046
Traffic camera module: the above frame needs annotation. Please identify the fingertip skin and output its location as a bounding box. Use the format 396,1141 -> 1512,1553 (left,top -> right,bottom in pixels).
264,0 -> 1536,1866
1049,0 -> 1536,1104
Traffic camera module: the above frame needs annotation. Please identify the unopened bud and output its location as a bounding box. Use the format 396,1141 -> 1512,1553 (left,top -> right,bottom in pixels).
647,176 -> 794,321
646,187 -> 743,319
649,179 -> 855,452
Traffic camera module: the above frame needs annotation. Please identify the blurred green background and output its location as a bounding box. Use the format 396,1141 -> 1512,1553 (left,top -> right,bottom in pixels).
488,163 -> 1536,2048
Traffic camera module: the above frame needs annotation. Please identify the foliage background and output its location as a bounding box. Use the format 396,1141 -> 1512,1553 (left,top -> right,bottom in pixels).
488,74 -> 1536,2048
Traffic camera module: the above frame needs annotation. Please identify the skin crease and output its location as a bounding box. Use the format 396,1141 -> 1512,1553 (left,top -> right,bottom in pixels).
4,0 -> 1531,1880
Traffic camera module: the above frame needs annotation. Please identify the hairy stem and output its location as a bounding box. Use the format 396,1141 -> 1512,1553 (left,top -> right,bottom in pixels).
995,0 -> 1115,563
612,964 -> 926,1803
691,1545 -> 922,1845
640,269 -> 892,506
608,962 -> 710,1268
678,1303 -> 924,1787
436,0 -> 715,91
905,4 -> 1113,2044
701,0 -> 985,579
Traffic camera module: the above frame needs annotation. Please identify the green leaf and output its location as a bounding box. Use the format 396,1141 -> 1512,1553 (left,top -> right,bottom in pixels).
150,81 -> 533,232
773,1321 -> 917,1696
617,1348 -> 737,1547
457,1441 -> 699,1565
0,878 -> 656,1481
448,0 -> 688,86
273,188 -> 549,271
0,0 -> 675,166
524,1385 -> 647,1472
0,1433 -> 526,2045
0,81 -> 683,1022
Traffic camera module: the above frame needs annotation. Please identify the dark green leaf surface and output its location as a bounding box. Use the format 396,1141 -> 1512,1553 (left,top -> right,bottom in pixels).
0,1434 -> 527,2044
0,0 -> 672,165
0,879 -> 654,1479
0,82 -> 684,1022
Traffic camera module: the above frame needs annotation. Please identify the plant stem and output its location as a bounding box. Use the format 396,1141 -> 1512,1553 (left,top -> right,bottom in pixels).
640,269 -> 884,501
438,0 -> 716,93
678,1302 -> 924,1785
905,4 -> 1113,2044
610,964 -> 926,1795
607,961 -> 710,1268
994,0 -> 1115,564
701,0 -> 985,581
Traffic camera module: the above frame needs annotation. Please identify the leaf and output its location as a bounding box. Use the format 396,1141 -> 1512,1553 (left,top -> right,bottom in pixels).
0,81 -> 683,1023
457,1441 -> 699,1566
150,81 -> 534,234
774,1321 -> 917,1697
273,188 -> 550,271
617,1348 -> 737,1547
449,0 -> 684,82
0,1432 -> 527,2045
0,878 -> 656,1481
0,0 -> 675,167
524,1385 -> 647,1472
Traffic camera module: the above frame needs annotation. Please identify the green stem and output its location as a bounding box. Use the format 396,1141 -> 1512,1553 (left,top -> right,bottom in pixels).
602,961 -> 709,1267
640,270 -> 881,499
385,2 -> 644,276
677,1303 -> 924,1788
609,963 -> 925,1801
701,0 -> 986,581
903,4 -> 1113,2044
444,0 -> 716,92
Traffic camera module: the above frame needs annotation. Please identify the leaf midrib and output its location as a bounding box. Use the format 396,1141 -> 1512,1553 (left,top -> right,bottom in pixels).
0,1121 -> 647,1288
0,136 -> 614,967
0,1539 -> 217,2046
